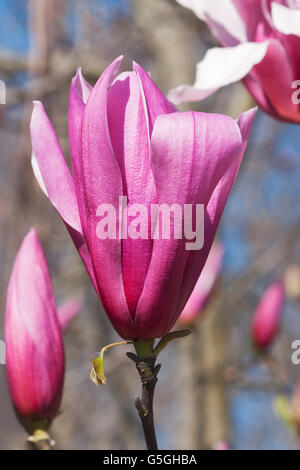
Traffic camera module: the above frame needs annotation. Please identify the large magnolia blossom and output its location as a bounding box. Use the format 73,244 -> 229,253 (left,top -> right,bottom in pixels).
170,0 -> 300,123
31,57 -> 256,340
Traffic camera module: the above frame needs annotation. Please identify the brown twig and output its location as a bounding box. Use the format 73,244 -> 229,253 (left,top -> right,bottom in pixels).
128,353 -> 160,450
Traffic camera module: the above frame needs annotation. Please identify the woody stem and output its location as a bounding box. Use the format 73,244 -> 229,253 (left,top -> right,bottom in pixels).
134,355 -> 158,450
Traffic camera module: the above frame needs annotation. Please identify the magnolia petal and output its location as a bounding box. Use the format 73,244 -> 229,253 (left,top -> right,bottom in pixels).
57,297 -> 83,331
168,42 -> 268,105
68,68 -> 92,236
30,101 -> 82,233
81,56 -> 135,339
167,107 -> 257,332
135,111 -> 245,339
176,0 -> 247,44
132,61 -> 175,133
272,3 -> 300,37
251,39 -> 299,122
180,242 -> 224,323
107,71 -> 156,317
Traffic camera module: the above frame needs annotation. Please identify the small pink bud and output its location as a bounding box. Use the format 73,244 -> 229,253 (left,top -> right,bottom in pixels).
179,242 -> 224,324
252,280 -> 284,349
5,229 -> 65,431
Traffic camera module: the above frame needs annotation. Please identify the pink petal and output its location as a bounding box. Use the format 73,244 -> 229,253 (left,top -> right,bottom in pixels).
135,110 -> 253,339
180,242 -> 224,323
81,56 -> 135,339
68,68 -> 92,236
169,107 -> 257,332
30,101 -> 81,233
30,101 -> 98,292
5,229 -> 64,422
107,70 -> 156,318
250,39 -> 299,122
57,296 -> 83,331
233,0 -> 271,40
132,61 -> 175,133
177,0 -> 247,45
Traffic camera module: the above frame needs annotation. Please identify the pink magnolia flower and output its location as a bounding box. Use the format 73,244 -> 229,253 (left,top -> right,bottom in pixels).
5,229 -> 65,430
170,1 -> 300,124
252,280 -> 285,348
179,242 -> 224,324
30,56 -> 256,341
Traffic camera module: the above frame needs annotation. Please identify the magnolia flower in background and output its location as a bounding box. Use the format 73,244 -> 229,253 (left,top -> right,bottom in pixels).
170,0 -> 300,124
214,441 -> 229,450
252,280 -> 285,349
31,56 -> 256,341
5,229 -> 65,435
179,242 -> 224,324
57,296 -> 83,331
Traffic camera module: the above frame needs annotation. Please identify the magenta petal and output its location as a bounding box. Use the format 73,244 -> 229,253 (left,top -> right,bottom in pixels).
81,56 -> 135,339
107,71 -> 156,317
135,110 -> 247,339
132,61 -> 175,134
5,229 -> 64,423
251,39 -> 298,122
174,107 -> 257,327
30,101 -> 81,233
30,101 -> 98,291
68,68 -> 92,235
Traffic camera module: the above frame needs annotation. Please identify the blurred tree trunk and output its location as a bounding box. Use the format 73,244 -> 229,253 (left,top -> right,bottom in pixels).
131,0 -> 199,92
201,308 -> 229,448
180,308 -> 229,449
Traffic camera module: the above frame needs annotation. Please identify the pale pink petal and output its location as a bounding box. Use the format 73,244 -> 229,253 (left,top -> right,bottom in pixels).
180,242 -> 224,323
133,61 -> 175,133
177,0 -> 247,44
272,3 -> 300,37
30,101 -> 98,291
168,42 -> 268,105
68,68 -> 92,236
30,101 -> 81,233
